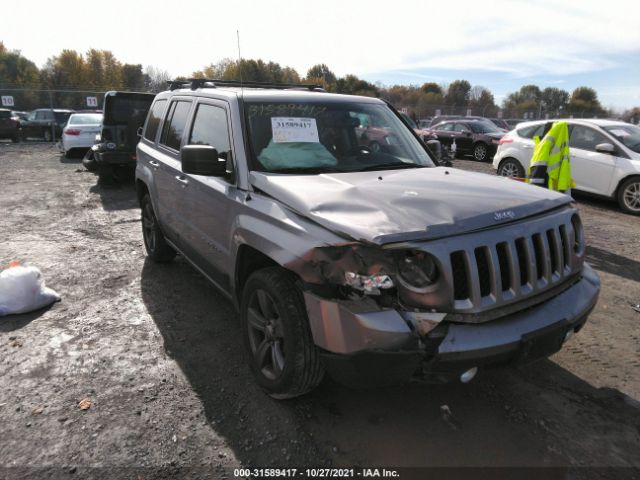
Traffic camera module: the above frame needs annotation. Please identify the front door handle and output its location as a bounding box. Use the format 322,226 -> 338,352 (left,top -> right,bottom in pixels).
175,175 -> 189,186
149,160 -> 159,167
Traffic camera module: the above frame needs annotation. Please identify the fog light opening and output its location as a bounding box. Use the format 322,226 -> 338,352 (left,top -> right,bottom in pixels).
460,367 -> 478,384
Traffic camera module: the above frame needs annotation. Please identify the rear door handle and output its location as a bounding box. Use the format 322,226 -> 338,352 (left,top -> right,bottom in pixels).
175,175 -> 189,186
149,160 -> 159,167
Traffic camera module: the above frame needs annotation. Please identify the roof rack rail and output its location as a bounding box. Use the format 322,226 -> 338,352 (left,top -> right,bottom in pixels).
166,78 -> 324,92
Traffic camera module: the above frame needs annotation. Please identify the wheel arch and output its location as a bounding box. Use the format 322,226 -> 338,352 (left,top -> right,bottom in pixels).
234,244 -> 281,306
498,156 -> 525,171
614,173 -> 640,198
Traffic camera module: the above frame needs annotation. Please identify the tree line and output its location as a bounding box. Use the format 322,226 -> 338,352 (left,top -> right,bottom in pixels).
1,41 -> 637,122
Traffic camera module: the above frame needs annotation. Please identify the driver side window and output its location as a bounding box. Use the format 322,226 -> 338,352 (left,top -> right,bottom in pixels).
453,123 -> 470,133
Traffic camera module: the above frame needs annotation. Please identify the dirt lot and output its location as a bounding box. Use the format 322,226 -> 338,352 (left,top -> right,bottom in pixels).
1,144 -> 639,479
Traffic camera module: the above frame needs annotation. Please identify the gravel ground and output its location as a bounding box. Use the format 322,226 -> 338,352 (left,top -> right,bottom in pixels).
1,144 -> 639,479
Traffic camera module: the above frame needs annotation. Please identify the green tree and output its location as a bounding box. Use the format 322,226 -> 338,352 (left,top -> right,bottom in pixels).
122,64 -> 145,90
305,64 -> 337,86
0,45 -> 41,109
503,84 -> 542,117
541,87 -> 569,114
334,74 -> 379,97
420,82 -> 442,96
41,49 -> 88,107
444,80 -> 471,107
469,86 -> 496,115
568,87 -> 603,115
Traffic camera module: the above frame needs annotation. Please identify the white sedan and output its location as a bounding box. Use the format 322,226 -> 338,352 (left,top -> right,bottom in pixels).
61,113 -> 103,156
493,119 -> 640,215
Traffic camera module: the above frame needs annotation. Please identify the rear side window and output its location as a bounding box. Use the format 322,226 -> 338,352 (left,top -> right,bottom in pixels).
188,103 -> 231,158
517,123 -> 546,139
160,101 -> 192,151
436,122 -> 454,131
144,100 -> 166,141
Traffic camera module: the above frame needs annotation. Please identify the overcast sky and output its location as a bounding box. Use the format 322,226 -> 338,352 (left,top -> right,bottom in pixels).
2,0 -> 639,109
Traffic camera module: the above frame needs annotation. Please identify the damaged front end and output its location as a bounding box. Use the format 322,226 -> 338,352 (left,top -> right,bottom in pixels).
284,206 -> 600,387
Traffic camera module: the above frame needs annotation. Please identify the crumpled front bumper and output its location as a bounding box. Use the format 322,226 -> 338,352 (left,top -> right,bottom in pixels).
304,264 -> 600,386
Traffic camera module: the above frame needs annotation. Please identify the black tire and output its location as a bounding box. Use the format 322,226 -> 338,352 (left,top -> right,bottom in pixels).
498,158 -> 525,178
617,177 -> 640,215
10,134 -> 20,143
82,150 -> 98,172
473,142 -> 489,161
43,129 -> 52,142
241,267 -> 324,399
140,194 -> 176,262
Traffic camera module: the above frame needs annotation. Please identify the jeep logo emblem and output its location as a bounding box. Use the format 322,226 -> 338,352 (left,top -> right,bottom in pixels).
494,210 -> 516,221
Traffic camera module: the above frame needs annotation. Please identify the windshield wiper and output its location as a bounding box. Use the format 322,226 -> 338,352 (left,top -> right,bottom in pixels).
359,162 -> 426,172
268,166 -> 344,174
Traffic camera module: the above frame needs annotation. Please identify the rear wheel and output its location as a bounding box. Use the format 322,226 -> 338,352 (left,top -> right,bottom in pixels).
141,194 -> 176,262
82,150 -> 98,172
617,177 -> 640,215
498,158 -> 525,178
473,142 -> 489,161
241,267 -> 324,399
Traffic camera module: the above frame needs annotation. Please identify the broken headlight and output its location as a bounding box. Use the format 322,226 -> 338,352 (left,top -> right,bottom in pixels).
344,272 -> 394,295
397,251 -> 439,291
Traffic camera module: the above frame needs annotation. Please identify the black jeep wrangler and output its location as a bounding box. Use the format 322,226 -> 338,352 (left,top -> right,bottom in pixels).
84,91 -> 155,181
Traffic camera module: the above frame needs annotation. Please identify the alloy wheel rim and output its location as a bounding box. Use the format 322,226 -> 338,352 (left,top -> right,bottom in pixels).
247,289 -> 285,380
623,182 -> 640,212
142,203 -> 156,252
475,145 -> 487,160
501,162 -> 519,177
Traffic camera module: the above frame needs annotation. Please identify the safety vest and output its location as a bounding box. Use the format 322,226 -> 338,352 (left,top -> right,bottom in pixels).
527,121 -> 574,191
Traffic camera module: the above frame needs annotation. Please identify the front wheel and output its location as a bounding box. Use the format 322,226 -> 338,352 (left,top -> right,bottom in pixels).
617,177 -> 640,215
473,142 -> 489,161
141,194 -> 176,262
498,158 -> 525,178
241,267 -> 324,399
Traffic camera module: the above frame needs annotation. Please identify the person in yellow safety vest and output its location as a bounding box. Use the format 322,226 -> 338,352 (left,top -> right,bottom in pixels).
527,121 -> 575,192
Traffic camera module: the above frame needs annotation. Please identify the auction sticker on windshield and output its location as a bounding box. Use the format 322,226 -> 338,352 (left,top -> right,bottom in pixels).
272,117 -> 319,143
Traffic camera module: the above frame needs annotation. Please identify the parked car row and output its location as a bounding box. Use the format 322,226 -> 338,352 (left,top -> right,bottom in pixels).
0,108 -> 76,142
426,118 -> 507,161
494,119 -> 640,215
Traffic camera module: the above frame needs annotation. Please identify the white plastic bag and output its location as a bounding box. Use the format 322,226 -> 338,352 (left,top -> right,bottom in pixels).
0,264 -> 61,316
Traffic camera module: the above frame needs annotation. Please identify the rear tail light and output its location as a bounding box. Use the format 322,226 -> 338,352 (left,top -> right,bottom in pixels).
64,129 -> 81,136
499,137 -> 513,145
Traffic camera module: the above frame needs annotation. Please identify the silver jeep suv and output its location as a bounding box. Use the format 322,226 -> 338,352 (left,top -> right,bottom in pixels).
136,79 -> 600,398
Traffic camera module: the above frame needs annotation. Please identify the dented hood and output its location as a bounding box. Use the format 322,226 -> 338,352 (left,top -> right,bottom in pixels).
250,167 -> 572,245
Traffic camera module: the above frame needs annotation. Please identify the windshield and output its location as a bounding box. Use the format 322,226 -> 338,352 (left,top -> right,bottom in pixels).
68,113 -> 102,125
245,102 -> 435,174
468,121 -> 503,134
603,125 -> 640,154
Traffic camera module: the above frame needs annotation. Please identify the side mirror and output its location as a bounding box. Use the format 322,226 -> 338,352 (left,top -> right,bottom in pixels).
137,126 -> 143,138
181,145 -> 227,176
595,143 -> 615,154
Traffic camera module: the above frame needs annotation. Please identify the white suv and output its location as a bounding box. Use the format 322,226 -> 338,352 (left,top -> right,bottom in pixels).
493,119 -> 640,215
